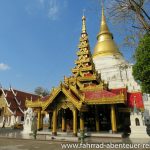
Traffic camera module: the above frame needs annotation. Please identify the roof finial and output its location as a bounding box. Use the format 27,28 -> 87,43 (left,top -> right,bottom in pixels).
9,84 -> 12,90
97,0 -> 110,39
82,9 -> 86,33
101,0 -> 105,21
83,9 -> 85,16
101,0 -> 104,9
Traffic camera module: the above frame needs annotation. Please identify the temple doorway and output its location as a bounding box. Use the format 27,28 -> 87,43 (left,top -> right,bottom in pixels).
84,105 -> 111,132
66,108 -> 73,132
58,108 -> 73,132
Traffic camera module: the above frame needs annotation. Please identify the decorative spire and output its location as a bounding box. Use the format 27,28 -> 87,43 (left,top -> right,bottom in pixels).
97,6 -> 111,39
82,11 -> 86,34
71,15 -> 102,89
93,4 -> 121,58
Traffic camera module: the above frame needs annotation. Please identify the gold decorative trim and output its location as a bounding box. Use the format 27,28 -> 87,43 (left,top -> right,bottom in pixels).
93,52 -> 121,58
86,93 -> 126,105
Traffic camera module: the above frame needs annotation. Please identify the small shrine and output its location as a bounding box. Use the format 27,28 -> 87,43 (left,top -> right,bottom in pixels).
130,99 -> 149,138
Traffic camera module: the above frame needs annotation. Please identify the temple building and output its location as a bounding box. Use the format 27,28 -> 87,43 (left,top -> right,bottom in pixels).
93,8 -> 148,130
25,8 -> 144,136
0,86 -> 39,127
93,8 -> 141,92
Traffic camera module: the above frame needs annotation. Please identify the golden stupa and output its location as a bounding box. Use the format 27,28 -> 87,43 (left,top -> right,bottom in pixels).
93,7 -> 121,58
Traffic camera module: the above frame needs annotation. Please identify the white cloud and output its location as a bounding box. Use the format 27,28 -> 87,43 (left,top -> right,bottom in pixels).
48,0 -> 59,20
0,63 -> 10,71
26,0 -> 68,21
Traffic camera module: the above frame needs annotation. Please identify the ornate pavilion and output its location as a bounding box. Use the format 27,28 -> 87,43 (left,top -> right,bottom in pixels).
26,8 -> 144,136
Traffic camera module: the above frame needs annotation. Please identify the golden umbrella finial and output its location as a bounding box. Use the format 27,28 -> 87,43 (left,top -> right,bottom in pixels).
82,9 -> 86,33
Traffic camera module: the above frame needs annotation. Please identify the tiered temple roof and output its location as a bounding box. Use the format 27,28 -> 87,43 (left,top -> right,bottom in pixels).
26,15 -> 126,111
0,86 -> 39,116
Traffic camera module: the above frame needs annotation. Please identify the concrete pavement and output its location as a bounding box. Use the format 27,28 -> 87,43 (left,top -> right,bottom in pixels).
0,128 -> 150,150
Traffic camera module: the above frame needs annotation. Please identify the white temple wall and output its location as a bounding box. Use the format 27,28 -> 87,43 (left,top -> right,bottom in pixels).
0,116 -> 3,127
16,116 -> 21,124
10,115 -> 16,126
43,114 -> 49,128
93,55 -> 141,91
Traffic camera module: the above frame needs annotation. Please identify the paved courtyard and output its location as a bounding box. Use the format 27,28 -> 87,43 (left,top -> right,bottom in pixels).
0,128 -> 150,150
0,138 -> 62,150
0,138 -> 150,150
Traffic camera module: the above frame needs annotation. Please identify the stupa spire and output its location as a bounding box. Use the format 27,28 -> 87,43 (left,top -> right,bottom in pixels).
82,10 -> 86,33
97,5 -> 111,39
93,3 -> 121,58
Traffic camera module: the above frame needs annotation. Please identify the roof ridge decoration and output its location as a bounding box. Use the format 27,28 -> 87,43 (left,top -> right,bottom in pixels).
1,86 -> 7,98
10,85 -> 17,97
12,88 -> 39,96
0,86 -> 11,107
14,97 -> 21,106
18,107 -> 24,114
10,86 -> 21,106
26,84 -> 83,110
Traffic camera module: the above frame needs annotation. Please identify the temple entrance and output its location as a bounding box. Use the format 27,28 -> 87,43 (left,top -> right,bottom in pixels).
66,108 -> 73,132
58,108 -> 73,132
99,108 -> 111,131
84,105 -> 111,132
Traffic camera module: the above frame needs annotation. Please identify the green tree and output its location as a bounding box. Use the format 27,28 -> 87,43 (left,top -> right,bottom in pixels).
34,86 -> 49,97
133,33 -> 150,93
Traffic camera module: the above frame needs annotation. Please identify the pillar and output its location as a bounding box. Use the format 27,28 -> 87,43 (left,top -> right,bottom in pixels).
52,109 -> 57,135
96,119 -> 100,132
48,112 -> 52,129
8,116 -> 10,125
41,114 -> 43,130
80,112 -> 84,131
95,106 -> 100,132
111,104 -> 117,133
37,110 -> 41,130
73,109 -> 77,136
62,110 -> 66,132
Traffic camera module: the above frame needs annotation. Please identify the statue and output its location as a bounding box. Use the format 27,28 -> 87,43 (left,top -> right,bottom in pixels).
22,108 -> 34,134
